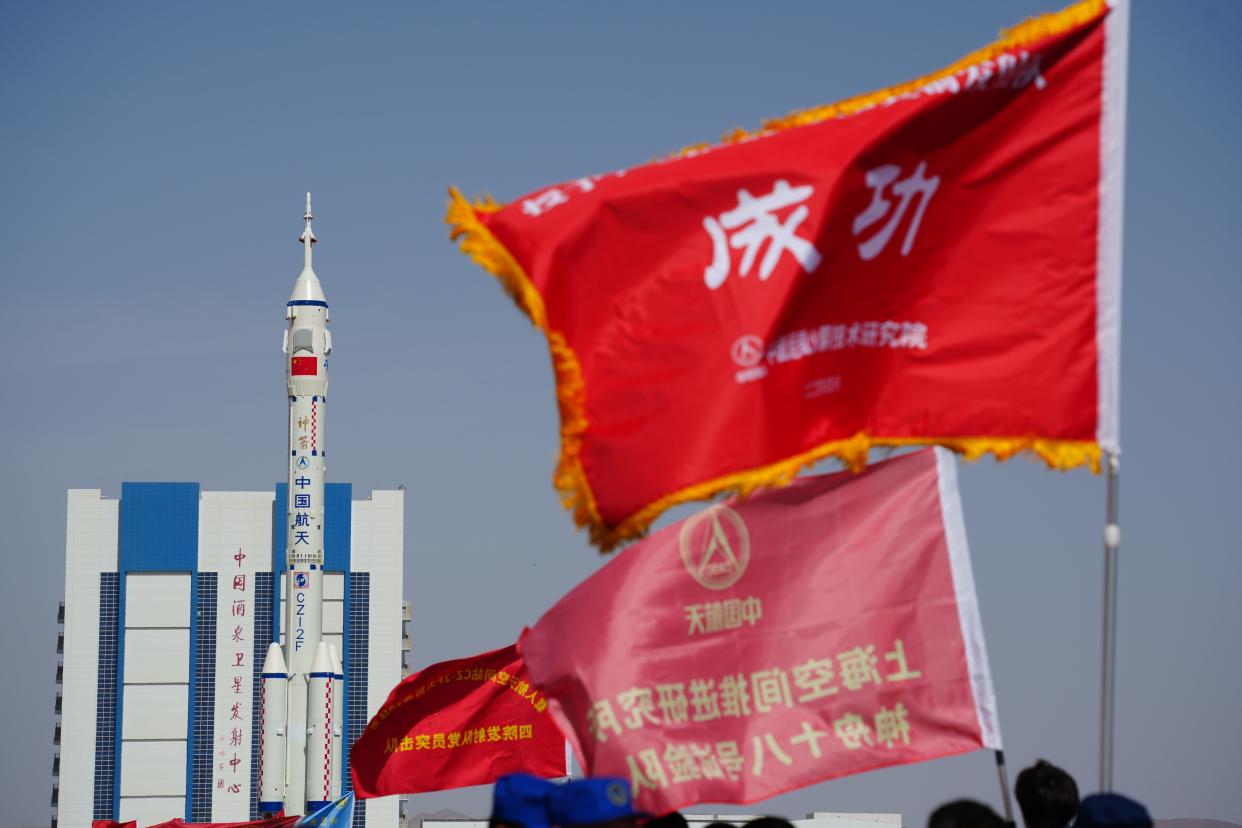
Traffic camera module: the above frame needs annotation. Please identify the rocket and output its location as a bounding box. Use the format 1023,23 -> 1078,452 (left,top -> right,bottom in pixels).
260,194 -> 341,815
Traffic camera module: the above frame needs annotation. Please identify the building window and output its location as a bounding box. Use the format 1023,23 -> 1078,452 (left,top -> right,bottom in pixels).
249,571 -> 274,819
347,573 -> 369,828
190,573 -> 218,821
92,573 -> 119,820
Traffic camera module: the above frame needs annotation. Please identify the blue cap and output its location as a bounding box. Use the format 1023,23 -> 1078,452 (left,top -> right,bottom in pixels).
548,778 -> 643,827
492,774 -> 557,828
1075,794 -> 1153,828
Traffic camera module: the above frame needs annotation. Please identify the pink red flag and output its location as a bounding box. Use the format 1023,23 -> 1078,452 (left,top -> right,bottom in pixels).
520,448 -> 1001,812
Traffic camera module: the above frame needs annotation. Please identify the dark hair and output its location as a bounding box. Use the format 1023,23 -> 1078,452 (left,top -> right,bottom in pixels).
927,799 -> 1005,828
1015,759 -> 1080,828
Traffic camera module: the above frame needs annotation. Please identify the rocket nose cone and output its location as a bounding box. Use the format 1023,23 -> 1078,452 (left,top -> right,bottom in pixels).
311,641 -> 333,674
328,644 -> 344,680
261,641 -> 288,675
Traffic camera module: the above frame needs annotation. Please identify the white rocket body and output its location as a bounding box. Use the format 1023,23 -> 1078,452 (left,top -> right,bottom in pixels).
258,643 -> 289,811
260,195 -> 343,816
329,644 -> 344,800
306,642 -> 336,812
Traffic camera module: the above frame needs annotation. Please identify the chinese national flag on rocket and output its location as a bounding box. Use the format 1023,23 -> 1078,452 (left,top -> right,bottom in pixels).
349,644 -> 567,798
447,0 -> 1128,550
520,448 -> 1002,813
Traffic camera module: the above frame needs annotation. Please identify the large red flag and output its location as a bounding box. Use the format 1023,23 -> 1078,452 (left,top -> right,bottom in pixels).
349,643 -> 567,798
447,0 -> 1127,550
520,448 -> 1001,813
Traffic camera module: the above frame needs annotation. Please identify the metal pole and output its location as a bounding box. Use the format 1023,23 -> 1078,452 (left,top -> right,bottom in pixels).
994,750 -> 1016,826
1099,453 -> 1120,791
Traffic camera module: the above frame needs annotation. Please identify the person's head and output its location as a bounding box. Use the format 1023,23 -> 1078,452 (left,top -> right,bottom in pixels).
1074,794 -> 1152,828
491,773 -> 558,828
927,799 -> 1005,828
1014,759 -> 1079,828
548,777 -> 646,828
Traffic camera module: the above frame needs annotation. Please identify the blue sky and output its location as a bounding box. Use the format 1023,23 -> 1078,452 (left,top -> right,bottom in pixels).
1,2 -> 1239,826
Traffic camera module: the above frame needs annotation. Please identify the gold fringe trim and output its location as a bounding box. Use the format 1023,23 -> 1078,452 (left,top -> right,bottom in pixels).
446,187 -> 608,537
601,436 -> 1100,551
679,0 -> 1108,152
446,0 -> 1110,552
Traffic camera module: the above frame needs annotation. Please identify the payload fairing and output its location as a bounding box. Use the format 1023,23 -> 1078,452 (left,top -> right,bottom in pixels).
259,195 -> 343,815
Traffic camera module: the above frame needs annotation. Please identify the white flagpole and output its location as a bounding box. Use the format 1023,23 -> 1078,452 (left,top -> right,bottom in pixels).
1099,453 -> 1121,790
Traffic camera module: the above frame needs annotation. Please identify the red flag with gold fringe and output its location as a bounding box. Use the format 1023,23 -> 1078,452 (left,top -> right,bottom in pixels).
349,644 -> 566,798
446,0 -> 1127,551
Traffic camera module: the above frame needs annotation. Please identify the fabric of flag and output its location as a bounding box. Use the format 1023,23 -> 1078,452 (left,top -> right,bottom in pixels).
143,817 -> 297,828
296,794 -> 354,828
446,0 -> 1128,551
520,448 -> 1001,813
350,643 -> 568,798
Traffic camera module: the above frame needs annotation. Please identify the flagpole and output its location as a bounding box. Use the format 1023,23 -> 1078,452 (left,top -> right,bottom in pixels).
1099,452 -> 1120,791
994,750 -> 1015,826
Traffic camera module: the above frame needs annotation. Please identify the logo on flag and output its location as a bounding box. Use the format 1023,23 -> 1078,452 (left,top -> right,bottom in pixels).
680,505 -> 749,590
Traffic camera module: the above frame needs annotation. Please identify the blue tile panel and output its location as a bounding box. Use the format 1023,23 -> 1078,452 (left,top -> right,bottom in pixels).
249,571 -> 274,819
118,482 -> 201,571
271,483 -> 353,576
115,481 -> 200,817
190,574 -> 218,821
93,573 -> 120,820
346,573 -> 369,828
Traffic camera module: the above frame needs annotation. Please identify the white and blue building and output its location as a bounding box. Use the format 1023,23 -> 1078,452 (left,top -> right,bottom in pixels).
53,482 -> 408,828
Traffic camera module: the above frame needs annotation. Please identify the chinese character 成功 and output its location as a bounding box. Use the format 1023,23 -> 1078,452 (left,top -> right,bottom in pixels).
704,180 -> 822,290
852,161 -> 940,261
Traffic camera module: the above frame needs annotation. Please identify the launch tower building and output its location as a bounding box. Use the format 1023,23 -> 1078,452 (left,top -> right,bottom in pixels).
52,199 -> 408,828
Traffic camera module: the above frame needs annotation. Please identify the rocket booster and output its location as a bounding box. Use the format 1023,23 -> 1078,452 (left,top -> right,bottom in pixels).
260,195 -> 343,816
